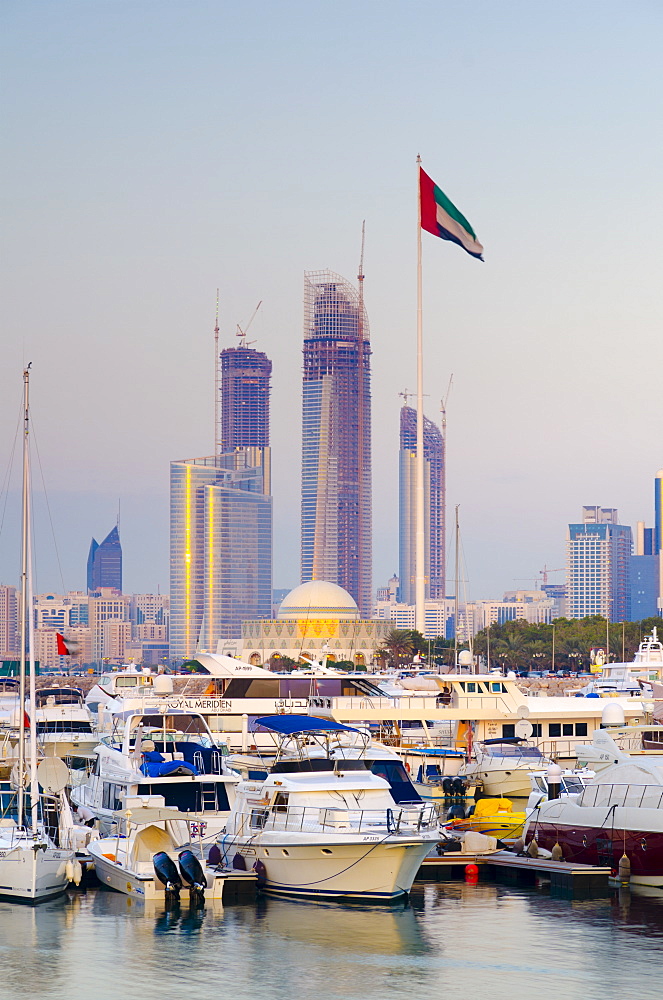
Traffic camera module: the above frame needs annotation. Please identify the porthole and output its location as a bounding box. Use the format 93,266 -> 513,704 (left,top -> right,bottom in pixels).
264,849 -> 269,857
641,838 -> 647,851
582,836 -> 587,847
321,848 -> 332,855
282,849 -> 289,856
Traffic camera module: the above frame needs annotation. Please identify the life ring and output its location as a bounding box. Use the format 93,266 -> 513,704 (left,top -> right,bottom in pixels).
405,762 -> 411,774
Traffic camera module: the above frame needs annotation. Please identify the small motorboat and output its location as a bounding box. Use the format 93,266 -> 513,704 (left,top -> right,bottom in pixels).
88,798 -> 255,903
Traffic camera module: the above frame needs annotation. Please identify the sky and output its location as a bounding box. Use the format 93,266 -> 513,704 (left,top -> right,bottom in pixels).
2,0 -> 663,601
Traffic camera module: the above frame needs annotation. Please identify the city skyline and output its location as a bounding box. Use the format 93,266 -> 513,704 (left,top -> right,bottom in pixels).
3,3 -> 663,601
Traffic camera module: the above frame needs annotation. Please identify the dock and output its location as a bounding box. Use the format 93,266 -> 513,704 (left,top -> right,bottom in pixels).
417,850 -> 612,896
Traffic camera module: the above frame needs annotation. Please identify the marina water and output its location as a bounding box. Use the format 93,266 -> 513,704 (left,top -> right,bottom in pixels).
5,880 -> 663,1000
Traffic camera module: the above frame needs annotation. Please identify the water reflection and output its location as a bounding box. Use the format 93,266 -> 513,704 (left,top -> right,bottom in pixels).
2,881 -> 663,1000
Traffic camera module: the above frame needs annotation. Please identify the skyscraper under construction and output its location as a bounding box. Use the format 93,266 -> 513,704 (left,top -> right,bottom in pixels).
399,405 -> 445,605
219,346 -> 272,450
301,270 -> 372,617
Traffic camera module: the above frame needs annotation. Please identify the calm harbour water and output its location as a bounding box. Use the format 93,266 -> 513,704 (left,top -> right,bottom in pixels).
4,880 -> 663,1000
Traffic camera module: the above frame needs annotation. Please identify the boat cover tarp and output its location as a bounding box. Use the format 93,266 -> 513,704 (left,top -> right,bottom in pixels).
252,715 -> 359,735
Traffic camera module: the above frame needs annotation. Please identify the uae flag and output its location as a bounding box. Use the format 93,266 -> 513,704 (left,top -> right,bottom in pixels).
420,167 -> 484,260
56,633 -> 80,656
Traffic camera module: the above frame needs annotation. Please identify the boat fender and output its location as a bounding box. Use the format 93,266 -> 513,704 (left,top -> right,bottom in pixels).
65,860 -> 74,882
551,842 -> 563,862
253,859 -> 267,887
526,839 -> 539,858
208,844 -> 221,867
512,837 -> 525,855
618,853 -> 631,883
232,852 -> 247,871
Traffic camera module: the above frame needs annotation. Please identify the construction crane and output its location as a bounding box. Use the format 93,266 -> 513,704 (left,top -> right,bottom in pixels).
236,300 -> 262,347
540,565 -> 564,586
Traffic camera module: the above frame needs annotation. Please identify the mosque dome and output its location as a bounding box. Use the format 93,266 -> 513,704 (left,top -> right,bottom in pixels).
277,581 -> 359,621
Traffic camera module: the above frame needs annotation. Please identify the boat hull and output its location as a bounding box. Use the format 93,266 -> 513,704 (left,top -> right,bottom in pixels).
89,842 -> 226,901
232,835 -> 434,902
0,847 -> 71,903
531,811 -> 663,886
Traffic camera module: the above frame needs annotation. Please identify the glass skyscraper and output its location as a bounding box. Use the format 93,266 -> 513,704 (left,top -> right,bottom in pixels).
87,525 -> 122,593
399,405 -> 445,605
301,270 -> 372,618
566,507 -> 632,621
169,448 -> 272,661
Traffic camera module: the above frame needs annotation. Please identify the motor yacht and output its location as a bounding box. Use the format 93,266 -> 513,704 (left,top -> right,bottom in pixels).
457,737 -> 552,798
71,708 -> 239,838
25,686 -> 97,758
574,629 -> 663,698
219,715 -> 439,902
525,729 -> 663,885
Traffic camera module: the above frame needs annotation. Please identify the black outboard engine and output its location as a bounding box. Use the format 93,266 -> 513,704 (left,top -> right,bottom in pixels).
153,851 -> 182,907
178,850 -> 207,907
442,776 -> 455,797
452,777 -> 467,797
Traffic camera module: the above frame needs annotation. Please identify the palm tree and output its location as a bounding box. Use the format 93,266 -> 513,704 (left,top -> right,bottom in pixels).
382,629 -> 416,667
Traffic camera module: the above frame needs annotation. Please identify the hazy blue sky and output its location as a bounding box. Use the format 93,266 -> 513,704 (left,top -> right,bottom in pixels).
2,1 -> 663,600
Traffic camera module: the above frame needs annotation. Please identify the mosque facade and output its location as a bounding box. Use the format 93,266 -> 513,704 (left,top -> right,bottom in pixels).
239,580 -> 391,667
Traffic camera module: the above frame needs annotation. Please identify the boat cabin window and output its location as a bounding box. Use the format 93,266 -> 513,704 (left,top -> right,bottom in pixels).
491,682 -> 506,693
531,724 -> 542,738
561,777 -> 584,794
102,782 -> 123,811
562,724 -> 574,736
272,792 -> 289,813
466,683 -> 476,693
502,724 -> 515,738
575,723 -> 588,737
549,724 -> 561,737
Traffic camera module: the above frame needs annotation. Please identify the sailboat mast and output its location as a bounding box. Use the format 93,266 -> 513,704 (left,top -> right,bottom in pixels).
18,367 -> 30,828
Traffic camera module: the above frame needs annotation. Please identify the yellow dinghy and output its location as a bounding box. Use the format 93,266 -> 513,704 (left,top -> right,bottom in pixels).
446,798 -> 526,840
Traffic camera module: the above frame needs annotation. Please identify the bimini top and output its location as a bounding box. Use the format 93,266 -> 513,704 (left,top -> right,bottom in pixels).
253,715 -> 359,736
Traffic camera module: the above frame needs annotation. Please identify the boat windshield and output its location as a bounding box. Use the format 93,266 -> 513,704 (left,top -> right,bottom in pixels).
482,742 -> 545,760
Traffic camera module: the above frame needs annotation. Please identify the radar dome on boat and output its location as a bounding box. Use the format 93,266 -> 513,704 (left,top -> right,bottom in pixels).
277,581 -> 359,621
601,702 -> 625,727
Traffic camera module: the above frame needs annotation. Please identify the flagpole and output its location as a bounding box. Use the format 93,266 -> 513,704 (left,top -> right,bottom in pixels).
415,154 -> 425,634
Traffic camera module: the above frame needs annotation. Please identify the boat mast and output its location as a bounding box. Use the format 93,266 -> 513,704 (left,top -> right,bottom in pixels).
26,387 -> 39,834
17,367 -> 29,829
19,366 -> 38,834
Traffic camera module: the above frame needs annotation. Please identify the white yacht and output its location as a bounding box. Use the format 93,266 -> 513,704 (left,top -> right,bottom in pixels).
458,737 -> 552,798
26,686 -> 97,758
219,716 -> 438,902
71,708 -> 239,838
575,629 -> 663,697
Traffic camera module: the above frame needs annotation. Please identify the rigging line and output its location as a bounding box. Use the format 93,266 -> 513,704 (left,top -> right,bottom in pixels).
30,416 -> 66,595
0,399 -> 22,546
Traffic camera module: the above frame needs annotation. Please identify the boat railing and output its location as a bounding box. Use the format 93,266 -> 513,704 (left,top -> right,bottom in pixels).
578,782 -> 663,810
239,802 -> 438,836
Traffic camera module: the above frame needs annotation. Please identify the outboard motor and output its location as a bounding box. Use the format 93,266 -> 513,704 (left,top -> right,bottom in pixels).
442,776 -> 455,797
452,777 -> 467,797
178,850 -> 207,907
153,851 -> 182,907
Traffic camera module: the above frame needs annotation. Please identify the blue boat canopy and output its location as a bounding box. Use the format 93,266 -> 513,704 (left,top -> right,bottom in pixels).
252,715 -> 359,735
